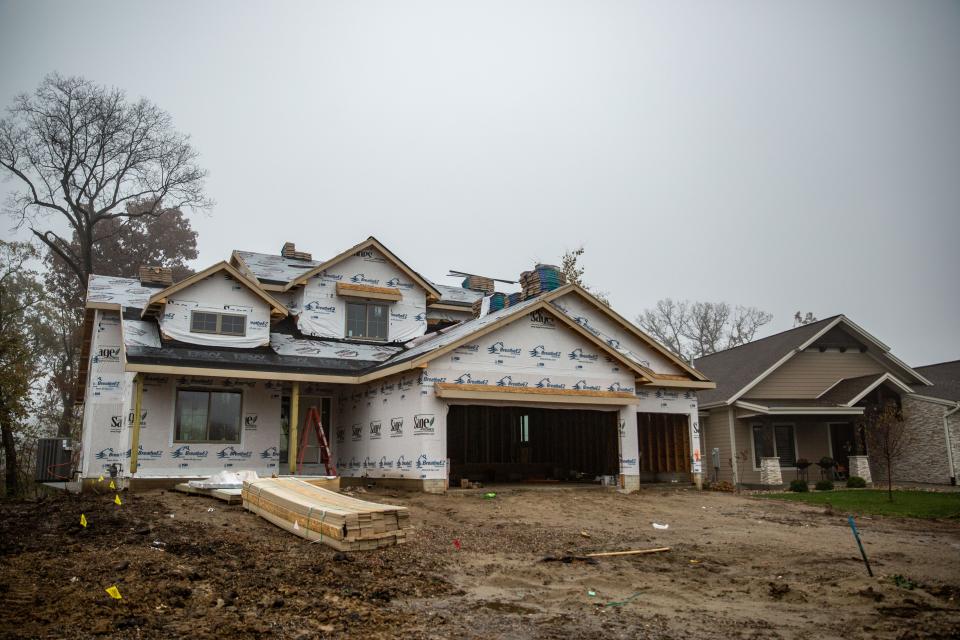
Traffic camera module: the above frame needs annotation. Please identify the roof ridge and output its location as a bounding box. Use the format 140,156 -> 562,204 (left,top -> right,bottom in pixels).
694,314 -> 841,361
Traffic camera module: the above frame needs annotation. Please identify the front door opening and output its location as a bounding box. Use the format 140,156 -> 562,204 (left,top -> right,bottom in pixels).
447,405 -> 619,485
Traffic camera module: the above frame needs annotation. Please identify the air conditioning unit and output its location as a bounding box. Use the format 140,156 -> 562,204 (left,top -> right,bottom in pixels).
35,438 -> 73,483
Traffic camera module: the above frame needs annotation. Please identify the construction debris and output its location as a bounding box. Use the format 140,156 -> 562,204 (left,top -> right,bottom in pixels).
242,478 -> 411,551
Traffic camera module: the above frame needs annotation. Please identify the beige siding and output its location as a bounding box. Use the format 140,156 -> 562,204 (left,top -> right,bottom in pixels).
796,422 -> 832,467
734,420 -> 760,484
702,408 -> 735,484
748,351 -> 885,399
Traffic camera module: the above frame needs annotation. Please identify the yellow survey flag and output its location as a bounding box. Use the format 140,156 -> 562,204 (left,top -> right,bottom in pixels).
105,585 -> 122,599
80,514 -> 87,528
98,475 -> 104,482
109,480 -> 116,490
114,494 -> 122,506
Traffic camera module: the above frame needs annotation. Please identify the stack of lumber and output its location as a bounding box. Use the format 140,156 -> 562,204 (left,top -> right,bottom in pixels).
520,264 -> 566,299
506,292 -> 523,307
242,478 -> 411,551
461,275 -> 495,295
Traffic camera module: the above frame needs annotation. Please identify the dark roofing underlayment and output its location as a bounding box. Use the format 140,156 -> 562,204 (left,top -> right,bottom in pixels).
817,373 -> 886,406
693,316 -> 841,406
124,343 -> 380,376
911,360 -> 960,403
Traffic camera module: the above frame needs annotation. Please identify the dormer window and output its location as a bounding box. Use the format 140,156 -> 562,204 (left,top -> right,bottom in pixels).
346,302 -> 388,340
190,311 -> 247,336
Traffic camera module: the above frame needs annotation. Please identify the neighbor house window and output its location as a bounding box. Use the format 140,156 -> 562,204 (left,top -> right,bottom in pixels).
346,302 -> 388,340
175,389 -> 242,443
752,424 -> 796,468
190,311 -> 246,336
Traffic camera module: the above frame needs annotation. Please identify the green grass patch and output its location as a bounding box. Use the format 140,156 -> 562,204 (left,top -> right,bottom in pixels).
757,489 -> 960,519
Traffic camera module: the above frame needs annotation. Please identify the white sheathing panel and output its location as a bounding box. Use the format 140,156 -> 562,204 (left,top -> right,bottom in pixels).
618,407 -> 639,477
271,333 -> 402,362
296,248 -> 427,342
159,272 -> 271,348
424,307 -> 638,393
551,293 -> 685,376
234,250 -> 322,283
86,275 -> 158,309
81,311 -> 134,477
636,387 -> 703,474
122,319 -> 162,348
333,372 -> 447,481
132,376 -> 283,477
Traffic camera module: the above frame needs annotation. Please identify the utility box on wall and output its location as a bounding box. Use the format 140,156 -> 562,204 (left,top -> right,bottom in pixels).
35,438 -> 72,483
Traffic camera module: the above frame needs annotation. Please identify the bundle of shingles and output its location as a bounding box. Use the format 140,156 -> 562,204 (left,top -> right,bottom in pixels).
242,478 -> 411,551
520,264 -> 566,299
472,292 -> 508,317
461,275 -> 495,295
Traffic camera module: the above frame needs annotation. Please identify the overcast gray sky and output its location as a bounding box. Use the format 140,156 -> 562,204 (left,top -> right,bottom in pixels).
1,0 -> 958,366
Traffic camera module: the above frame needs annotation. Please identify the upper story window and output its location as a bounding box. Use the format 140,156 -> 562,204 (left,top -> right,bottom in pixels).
346,301 -> 388,340
190,311 -> 246,336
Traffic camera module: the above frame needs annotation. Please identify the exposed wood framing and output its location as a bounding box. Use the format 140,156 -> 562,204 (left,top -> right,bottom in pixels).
335,282 -> 403,301
435,382 -> 639,405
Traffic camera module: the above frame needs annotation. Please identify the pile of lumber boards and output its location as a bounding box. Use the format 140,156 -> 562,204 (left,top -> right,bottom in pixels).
520,264 -> 566,299
242,478 -> 410,551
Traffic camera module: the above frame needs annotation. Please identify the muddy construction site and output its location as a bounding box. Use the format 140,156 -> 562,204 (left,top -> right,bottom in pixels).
1,486 -> 958,639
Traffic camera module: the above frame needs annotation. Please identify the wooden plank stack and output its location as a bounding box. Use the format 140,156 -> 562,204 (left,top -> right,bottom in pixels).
242,478 -> 411,551
461,275 -> 495,295
520,264 -> 566,299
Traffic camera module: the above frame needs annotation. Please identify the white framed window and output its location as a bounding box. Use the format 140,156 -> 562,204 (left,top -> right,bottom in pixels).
190,311 -> 247,336
751,423 -> 798,469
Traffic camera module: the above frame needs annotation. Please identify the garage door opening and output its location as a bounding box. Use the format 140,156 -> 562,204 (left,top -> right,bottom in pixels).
637,412 -> 691,482
447,405 -> 619,485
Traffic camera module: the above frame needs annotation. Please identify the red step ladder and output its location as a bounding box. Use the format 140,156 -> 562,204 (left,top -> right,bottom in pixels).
296,405 -> 337,476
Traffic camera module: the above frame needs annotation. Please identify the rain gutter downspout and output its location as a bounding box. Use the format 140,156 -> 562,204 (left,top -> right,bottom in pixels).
945,403 -> 960,486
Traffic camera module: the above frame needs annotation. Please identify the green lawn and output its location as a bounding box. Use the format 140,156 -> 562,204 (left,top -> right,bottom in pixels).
757,489 -> 960,519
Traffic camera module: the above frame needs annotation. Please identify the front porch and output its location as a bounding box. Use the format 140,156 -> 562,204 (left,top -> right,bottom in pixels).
731,403 -> 871,487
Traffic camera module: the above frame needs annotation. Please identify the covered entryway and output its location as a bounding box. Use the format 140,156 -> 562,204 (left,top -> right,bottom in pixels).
636,412 -> 691,481
447,405 -> 619,485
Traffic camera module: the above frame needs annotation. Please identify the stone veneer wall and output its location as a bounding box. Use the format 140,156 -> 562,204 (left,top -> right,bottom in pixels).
869,396 -> 952,485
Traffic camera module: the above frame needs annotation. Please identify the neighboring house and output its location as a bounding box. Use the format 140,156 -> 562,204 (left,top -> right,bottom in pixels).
904,360 -> 960,485
694,316 -> 940,486
77,236 -> 714,492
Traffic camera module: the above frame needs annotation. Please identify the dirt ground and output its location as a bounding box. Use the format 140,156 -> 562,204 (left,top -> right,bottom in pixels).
1,485 -> 958,640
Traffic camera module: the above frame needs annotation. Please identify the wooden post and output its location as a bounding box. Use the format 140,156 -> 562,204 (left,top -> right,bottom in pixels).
288,382 -> 300,475
129,374 -> 144,474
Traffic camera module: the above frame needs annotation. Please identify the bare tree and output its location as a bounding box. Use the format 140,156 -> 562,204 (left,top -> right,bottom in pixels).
637,299 -> 772,361
862,403 -> 911,502
0,73 -> 211,292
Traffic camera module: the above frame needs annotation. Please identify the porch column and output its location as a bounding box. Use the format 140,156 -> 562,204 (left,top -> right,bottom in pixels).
759,418 -> 782,486
288,382 -> 300,475
129,374 -> 144,474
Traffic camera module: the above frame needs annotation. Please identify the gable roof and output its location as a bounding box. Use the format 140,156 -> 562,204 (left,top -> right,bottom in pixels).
140,261 -> 288,319
695,315 -> 930,407
817,372 -> 915,406
693,316 -> 839,406
911,360 -> 960,403
367,285 -> 714,388
281,236 -> 442,300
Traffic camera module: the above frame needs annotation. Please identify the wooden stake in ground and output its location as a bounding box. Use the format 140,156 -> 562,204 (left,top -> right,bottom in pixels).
585,547 -> 670,558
